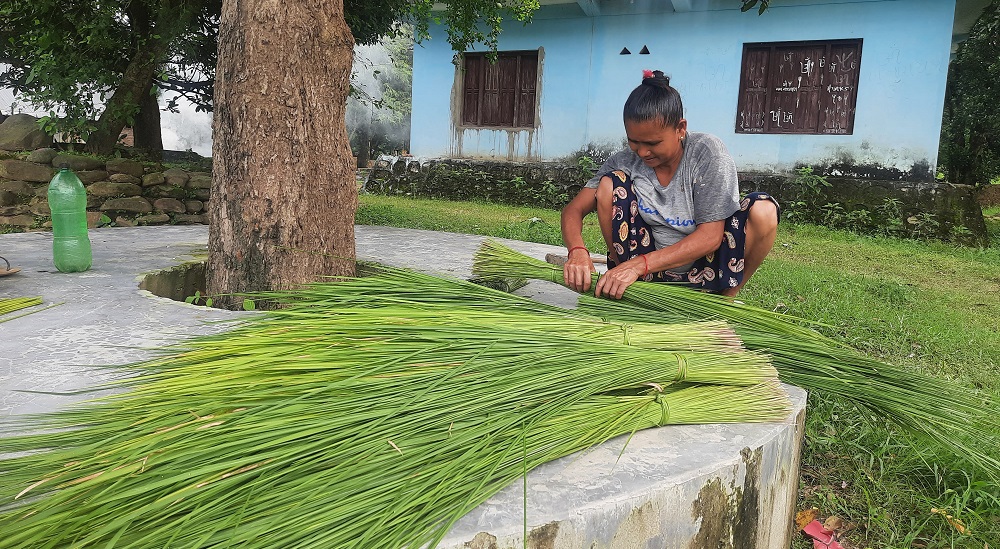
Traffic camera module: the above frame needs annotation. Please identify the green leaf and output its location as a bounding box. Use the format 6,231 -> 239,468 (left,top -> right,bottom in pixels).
243,299 -> 256,311
204,298 -> 213,307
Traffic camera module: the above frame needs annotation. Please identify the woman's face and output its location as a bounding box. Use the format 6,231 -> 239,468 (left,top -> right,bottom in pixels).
625,118 -> 687,171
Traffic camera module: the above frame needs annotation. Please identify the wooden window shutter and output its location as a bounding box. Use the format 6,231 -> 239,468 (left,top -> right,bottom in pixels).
516,52 -> 538,127
736,39 -> 862,135
481,56 -> 502,126
496,54 -> 519,126
462,55 -> 483,126
736,46 -> 770,133
461,51 -> 538,128
767,44 -> 826,133
819,41 -> 862,134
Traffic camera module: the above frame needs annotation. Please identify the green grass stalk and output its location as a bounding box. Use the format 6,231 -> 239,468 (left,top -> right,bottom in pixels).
0,272 -> 790,548
471,240 -> 1000,485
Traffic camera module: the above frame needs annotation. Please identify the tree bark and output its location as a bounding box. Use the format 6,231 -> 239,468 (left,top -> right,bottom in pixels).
357,124 -> 370,168
207,0 -> 357,309
133,87 -> 164,158
84,53 -> 162,155
85,0 -> 195,156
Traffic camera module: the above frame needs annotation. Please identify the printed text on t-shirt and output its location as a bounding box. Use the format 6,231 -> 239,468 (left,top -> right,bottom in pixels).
637,196 -> 696,227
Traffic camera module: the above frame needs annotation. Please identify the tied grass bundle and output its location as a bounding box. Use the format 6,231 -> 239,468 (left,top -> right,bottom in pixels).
471,240 -> 1000,480
261,267 -> 746,354
0,296 -> 42,320
0,270 -> 790,548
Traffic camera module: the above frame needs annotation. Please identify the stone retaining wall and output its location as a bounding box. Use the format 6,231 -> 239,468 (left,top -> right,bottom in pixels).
4,149 -> 987,245
363,156 -> 591,209
0,148 -> 210,230
977,185 -> 1000,208
366,156 -> 989,245
739,172 -> 988,245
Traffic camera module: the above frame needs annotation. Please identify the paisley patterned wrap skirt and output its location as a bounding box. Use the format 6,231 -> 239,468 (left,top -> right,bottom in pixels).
604,170 -> 779,293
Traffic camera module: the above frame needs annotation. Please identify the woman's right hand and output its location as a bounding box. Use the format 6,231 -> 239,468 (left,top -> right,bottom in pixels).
563,248 -> 596,293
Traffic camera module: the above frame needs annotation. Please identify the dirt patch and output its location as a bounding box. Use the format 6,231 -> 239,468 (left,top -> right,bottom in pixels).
976,185 -> 1000,207
734,447 -> 763,549
527,521 -> 559,549
465,532 -> 498,549
689,477 -> 735,549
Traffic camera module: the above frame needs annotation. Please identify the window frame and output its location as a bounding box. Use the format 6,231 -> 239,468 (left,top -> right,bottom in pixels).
459,50 -> 540,130
735,38 -> 863,136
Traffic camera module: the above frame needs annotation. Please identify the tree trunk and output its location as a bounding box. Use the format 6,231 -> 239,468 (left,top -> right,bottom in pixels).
84,53 -> 162,155
85,0 -> 193,156
207,0 -> 357,309
357,124 -> 370,168
133,88 -> 164,158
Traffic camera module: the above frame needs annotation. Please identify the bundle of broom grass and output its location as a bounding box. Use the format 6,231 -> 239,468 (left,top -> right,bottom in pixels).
0,296 -> 42,321
471,240 -> 1000,482
0,269 -> 790,548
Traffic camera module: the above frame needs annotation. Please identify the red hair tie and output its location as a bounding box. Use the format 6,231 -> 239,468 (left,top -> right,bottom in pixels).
642,69 -> 654,79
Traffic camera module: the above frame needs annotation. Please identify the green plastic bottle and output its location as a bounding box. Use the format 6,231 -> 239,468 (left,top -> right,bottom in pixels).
48,168 -> 92,273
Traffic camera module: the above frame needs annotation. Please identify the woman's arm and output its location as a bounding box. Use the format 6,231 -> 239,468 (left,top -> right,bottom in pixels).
560,186 -> 598,292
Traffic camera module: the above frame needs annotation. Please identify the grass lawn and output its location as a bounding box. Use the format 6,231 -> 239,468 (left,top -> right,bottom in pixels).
358,193 -> 1000,549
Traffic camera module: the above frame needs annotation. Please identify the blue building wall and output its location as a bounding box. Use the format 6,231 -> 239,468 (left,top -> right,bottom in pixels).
410,0 -> 956,175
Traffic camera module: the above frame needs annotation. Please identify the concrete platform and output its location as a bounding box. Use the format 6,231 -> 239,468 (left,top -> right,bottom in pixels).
0,226 -> 805,548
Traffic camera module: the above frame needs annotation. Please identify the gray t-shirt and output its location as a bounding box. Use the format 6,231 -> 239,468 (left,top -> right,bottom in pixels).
585,132 -> 740,272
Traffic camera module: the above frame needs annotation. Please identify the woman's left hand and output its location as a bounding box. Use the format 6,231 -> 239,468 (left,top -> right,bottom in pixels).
594,261 -> 644,300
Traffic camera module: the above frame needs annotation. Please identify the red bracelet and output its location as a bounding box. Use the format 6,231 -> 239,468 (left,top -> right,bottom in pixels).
567,246 -> 588,256
641,254 -> 649,277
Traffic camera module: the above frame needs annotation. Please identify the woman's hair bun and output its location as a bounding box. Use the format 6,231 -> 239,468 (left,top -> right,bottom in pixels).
627,69 -> 683,126
641,69 -> 670,88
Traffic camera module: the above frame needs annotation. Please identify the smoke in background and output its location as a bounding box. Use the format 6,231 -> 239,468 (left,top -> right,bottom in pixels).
347,33 -> 413,166
0,81 -> 212,156
160,97 -> 213,156
2,34 -> 413,161
0,88 -> 212,156
157,36 -> 413,161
